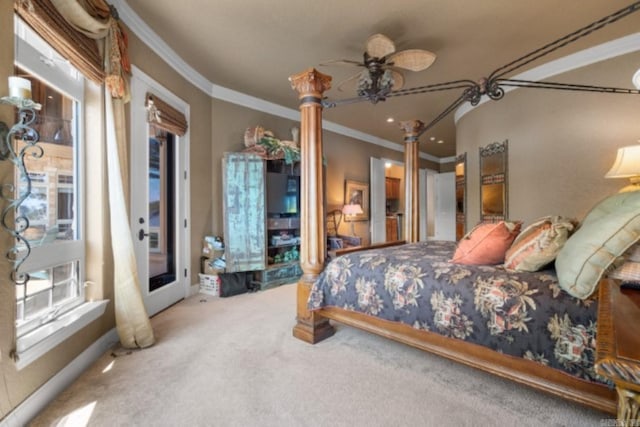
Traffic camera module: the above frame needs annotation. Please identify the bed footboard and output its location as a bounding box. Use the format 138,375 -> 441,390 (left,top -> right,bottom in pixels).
318,306 -> 617,414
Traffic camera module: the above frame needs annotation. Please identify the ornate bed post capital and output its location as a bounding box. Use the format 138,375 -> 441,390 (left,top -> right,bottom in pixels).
399,119 -> 425,141
289,68 -> 332,101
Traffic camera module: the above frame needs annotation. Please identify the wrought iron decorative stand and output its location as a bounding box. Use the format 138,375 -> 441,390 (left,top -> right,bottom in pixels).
0,96 -> 42,285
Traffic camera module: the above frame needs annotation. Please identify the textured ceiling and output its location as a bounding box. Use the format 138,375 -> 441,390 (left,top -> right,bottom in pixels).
122,0 -> 640,159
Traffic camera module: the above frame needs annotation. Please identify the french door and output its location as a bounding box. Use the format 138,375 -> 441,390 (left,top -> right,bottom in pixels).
130,67 -> 189,316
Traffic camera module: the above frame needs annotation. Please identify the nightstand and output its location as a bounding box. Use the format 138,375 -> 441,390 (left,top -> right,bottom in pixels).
595,279 -> 640,426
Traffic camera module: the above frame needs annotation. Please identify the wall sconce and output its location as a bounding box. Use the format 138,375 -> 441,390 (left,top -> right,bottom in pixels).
1,76 -> 42,284
342,203 -> 363,236
605,144 -> 640,192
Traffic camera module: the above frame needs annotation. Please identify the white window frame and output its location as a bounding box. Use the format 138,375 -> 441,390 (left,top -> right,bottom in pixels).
12,17 -> 107,370
56,172 -> 74,236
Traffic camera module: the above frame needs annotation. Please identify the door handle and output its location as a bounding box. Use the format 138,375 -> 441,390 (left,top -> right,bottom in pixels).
138,228 -> 149,241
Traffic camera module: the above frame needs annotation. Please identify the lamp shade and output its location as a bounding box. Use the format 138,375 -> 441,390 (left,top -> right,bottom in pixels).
633,68 -> 640,90
605,145 -> 640,178
342,204 -> 363,215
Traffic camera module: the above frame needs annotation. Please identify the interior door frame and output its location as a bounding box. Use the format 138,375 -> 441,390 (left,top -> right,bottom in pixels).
371,157 -> 433,243
130,65 -> 191,316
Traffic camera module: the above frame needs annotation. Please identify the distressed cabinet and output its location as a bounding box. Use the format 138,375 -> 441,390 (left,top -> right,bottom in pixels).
222,153 -> 302,289
222,153 -> 266,272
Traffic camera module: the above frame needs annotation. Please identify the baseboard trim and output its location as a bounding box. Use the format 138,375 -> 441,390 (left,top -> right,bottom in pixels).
0,328 -> 119,427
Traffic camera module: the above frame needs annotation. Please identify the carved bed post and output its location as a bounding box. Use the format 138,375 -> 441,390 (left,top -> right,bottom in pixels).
289,68 -> 335,344
399,120 -> 425,243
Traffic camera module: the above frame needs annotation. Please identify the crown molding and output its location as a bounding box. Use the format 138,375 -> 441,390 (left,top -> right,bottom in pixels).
113,0 -> 445,164
454,32 -> 640,123
111,0 -> 211,95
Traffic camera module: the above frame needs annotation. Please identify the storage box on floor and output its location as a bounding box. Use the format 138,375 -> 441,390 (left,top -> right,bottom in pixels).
200,235 -> 225,296
199,273 -> 221,296
200,271 -> 251,297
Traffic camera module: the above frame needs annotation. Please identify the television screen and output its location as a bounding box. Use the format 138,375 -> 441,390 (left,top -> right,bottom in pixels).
267,173 -> 299,216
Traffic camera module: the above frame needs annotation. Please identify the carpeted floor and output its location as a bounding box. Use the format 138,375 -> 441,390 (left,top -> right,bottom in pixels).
30,283 -> 609,426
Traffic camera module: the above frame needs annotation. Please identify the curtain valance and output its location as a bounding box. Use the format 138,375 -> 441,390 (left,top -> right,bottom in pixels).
15,0 -> 104,83
146,93 -> 188,136
14,0 -> 131,99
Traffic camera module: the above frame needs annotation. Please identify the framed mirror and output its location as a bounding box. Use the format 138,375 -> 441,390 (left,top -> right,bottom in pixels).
454,153 -> 466,240
479,140 -> 508,223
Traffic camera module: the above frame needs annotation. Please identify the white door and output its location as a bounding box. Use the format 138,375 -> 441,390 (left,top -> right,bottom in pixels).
422,168 -> 438,240
419,169 -> 427,241
130,67 -> 190,316
370,157 -> 386,244
434,172 -> 456,241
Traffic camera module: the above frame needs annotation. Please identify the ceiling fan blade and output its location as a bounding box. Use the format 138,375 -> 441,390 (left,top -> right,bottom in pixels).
390,70 -> 404,91
366,33 -> 396,58
319,59 -> 365,67
337,71 -> 365,92
388,49 -> 437,72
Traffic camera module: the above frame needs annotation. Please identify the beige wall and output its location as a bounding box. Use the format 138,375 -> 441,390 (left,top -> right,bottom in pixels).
210,98 -> 437,246
456,51 -> 640,229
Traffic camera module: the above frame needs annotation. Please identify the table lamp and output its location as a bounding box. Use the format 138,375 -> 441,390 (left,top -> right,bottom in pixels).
605,144 -> 640,192
342,204 -> 363,236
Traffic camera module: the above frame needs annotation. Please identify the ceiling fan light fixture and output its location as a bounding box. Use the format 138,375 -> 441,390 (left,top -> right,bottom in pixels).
389,49 -> 436,72
366,33 -> 396,58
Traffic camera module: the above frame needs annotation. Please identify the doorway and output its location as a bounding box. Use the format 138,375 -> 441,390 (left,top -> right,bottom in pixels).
384,160 -> 404,242
371,157 -> 440,244
372,157 -> 406,244
130,67 -> 190,317
147,126 -> 176,292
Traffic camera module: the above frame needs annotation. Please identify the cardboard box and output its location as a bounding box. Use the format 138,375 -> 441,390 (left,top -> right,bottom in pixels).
203,261 -> 225,275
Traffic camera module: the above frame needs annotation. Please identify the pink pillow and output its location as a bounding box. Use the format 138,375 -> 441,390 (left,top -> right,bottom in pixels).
451,221 -> 521,265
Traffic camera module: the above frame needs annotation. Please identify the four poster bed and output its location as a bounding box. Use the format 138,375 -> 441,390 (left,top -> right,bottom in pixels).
288,68 -> 621,415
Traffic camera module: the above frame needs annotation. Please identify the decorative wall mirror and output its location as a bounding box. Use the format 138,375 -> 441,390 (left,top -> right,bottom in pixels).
454,153 -> 466,240
479,140 -> 508,223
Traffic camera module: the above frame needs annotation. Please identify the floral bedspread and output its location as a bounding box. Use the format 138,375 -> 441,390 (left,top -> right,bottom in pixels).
309,241 -> 603,383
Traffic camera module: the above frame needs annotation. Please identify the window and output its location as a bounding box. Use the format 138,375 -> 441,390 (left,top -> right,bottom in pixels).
57,173 -> 74,238
12,18 -> 95,362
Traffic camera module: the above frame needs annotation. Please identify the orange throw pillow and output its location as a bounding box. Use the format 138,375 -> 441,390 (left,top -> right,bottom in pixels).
451,221 -> 521,265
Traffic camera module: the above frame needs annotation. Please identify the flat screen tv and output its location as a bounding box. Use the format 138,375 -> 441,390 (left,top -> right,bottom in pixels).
266,172 -> 299,216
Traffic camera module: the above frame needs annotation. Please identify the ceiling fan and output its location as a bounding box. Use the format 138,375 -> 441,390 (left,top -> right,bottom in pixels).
321,34 -> 436,103
322,2 -> 640,136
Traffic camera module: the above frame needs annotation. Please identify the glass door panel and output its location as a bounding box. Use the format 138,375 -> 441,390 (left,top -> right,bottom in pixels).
148,125 -> 175,291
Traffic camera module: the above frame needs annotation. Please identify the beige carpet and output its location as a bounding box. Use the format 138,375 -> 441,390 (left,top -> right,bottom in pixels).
30,283 -> 609,427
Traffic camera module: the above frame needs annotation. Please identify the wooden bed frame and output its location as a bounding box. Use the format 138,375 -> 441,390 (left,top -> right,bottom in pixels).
288,68 -> 617,414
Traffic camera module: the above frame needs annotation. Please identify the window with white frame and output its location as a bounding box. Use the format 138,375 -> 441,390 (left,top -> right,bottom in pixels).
56,173 -> 74,238
13,18 -> 86,355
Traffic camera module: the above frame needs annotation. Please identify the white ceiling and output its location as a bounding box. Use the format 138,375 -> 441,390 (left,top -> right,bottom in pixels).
117,0 -> 640,159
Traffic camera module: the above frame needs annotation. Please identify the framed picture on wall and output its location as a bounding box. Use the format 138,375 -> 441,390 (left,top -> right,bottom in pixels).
344,180 -> 369,221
